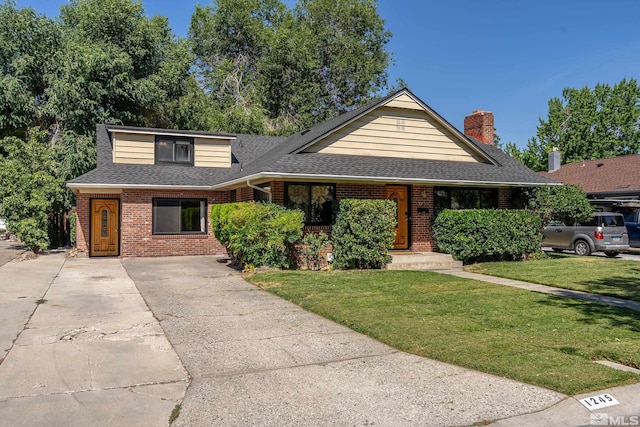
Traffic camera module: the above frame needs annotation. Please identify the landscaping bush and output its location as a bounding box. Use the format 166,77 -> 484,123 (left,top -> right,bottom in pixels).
210,202 -> 243,247
211,202 -> 304,269
433,209 -> 542,264
69,212 -> 77,246
331,199 -> 396,269
300,232 -> 330,271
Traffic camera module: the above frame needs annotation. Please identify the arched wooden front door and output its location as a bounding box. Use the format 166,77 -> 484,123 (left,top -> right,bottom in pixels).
90,199 -> 119,256
385,186 -> 409,250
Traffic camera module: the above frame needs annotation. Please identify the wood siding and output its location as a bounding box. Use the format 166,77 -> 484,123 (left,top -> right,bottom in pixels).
194,138 -> 232,168
112,131 -> 232,167
383,93 -> 424,110
112,132 -> 155,164
303,106 -> 487,163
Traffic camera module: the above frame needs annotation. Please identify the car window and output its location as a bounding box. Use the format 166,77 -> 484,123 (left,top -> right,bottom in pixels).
579,217 -> 598,226
623,211 -> 638,223
601,215 -> 624,227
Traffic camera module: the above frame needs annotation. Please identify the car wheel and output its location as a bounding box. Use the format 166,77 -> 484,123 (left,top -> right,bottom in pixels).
574,240 -> 591,256
605,251 -> 620,258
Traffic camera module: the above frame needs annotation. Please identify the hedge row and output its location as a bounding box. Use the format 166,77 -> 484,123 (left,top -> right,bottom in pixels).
211,202 -> 304,269
433,209 -> 542,264
211,199 -> 396,270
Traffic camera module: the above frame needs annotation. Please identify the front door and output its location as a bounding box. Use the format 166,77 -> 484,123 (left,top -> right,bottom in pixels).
386,186 -> 409,250
90,199 -> 119,256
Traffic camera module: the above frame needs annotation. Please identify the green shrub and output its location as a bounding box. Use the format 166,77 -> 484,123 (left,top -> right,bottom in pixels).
210,202 -> 244,247
300,232 -> 330,271
433,209 -> 542,264
331,199 -> 396,269
69,212 -> 77,246
211,202 -> 304,268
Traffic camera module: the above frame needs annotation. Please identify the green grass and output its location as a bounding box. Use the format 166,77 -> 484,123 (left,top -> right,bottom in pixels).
247,270 -> 640,395
466,253 -> 640,301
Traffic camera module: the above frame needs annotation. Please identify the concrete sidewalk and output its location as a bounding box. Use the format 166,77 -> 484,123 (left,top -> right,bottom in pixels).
441,269 -> 640,312
0,255 -> 188,427
124,256 -> 565,427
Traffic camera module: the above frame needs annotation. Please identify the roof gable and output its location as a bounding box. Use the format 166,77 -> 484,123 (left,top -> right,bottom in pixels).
299,89 -> 492,163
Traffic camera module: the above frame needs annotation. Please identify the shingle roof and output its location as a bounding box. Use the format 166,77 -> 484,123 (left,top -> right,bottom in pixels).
540,154 -> 640,194
69,125 -> 285,187
69,89 -> 557,189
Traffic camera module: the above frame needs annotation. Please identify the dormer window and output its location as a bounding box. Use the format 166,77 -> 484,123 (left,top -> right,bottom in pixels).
155,136 -> 194,165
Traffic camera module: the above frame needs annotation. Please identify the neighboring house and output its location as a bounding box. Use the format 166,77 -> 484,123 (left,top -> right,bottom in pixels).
67,88 -> 555,257
540,152 -> 640,209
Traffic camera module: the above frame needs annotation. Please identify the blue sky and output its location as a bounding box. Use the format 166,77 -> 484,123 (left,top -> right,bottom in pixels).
16,0 -> 640,149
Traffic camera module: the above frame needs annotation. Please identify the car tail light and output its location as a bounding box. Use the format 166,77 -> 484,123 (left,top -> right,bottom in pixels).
594,230 -> 604,240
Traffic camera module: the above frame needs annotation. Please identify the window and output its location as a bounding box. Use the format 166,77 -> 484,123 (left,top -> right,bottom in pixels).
155,136 -> 194,165
229,189 -> 237,203
434,187 -> 498,211
285,183 -> 335,225
253,183 -> 270,202
152,199 -> 206,234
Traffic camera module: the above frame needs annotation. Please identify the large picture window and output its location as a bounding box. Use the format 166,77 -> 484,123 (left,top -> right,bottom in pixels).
155,137 -> 194,165
285,183 -> 335,225
153,199 -> 207,234
434,187 -> 498,211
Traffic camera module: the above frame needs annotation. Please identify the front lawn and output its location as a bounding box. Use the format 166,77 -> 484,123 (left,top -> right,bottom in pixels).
465,253 -> 640,302
247,270 -> 640,395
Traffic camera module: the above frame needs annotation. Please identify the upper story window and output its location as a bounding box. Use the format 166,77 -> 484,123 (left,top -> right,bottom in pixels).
155,136 -> 194,165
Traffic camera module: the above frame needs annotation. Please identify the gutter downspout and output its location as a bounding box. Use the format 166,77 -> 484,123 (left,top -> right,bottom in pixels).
246,180 -> 272,202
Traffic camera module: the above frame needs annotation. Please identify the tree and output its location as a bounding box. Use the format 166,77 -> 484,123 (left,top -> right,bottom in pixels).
188,0 -> 392,135
0,1 -> 60,137
527,184 -> 593,226
0,132 -> 68,253
511,78 -> 640,171
47,0 -> 192,137
0,0 -> 194,250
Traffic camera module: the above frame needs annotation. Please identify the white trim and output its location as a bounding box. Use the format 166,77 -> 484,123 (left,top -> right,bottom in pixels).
210,172 -> 559,189
68,172 -> 559,192
109,128 -> 236,141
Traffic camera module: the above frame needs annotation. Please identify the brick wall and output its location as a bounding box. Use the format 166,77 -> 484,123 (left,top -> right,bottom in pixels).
75,192 -> 96,254
76,189 -> 230,257
336,183 -> 385,200
498,187 -> 512,209
410,186 -> 435,251
120,189 -> 228,257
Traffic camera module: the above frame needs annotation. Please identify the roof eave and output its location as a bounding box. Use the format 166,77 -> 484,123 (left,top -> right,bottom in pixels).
66,183 -> 215,191
211,172 -> 559,190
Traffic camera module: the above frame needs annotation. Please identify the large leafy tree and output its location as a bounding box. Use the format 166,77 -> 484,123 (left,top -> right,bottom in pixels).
511,78 -> 640,171
0,1 -> 60,138
188,0 -> 392,135
0,133 -> 68,253
527,184 -> 593,226
0,0 -> 194,251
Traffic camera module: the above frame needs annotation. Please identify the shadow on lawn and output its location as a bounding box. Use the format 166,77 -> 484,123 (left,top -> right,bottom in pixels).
575,269 -> 640,302
539,294 -> 640,333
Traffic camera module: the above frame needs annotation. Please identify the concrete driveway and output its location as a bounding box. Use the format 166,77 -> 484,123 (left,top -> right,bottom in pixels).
123,256 -> 564,426
0,254 -> 188,427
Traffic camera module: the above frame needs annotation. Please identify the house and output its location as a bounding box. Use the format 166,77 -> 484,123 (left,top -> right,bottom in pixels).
67,88 -> 556,257
540,152 -> 640,210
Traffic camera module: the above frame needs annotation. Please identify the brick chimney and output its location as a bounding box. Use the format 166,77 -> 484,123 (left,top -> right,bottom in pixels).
464,110 -> 494,145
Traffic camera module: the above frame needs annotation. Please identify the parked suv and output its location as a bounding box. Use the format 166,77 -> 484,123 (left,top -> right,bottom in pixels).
542,213 -> 629,257
621,209 -> 640,248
